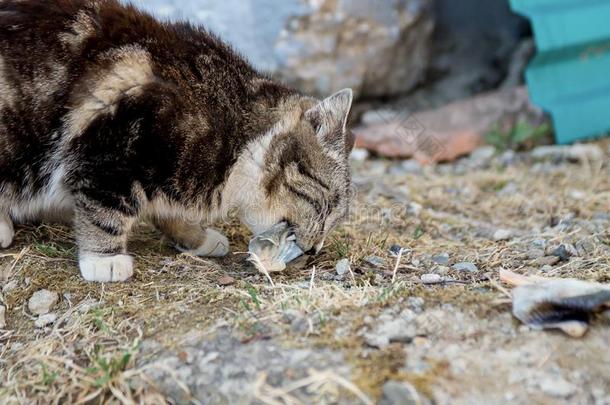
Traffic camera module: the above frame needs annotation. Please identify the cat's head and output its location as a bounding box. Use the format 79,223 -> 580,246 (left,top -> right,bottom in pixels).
241,89 -> 354,253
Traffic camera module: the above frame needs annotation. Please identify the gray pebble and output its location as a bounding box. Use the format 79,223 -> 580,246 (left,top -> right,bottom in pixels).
531,144 -> 603,163
432,253 -> 450,266
531,239 -> 547,249
35,313 -> 57,328
2,280 -> 18,294
399,159 -> 423,174
28,290 -> 59,315
350,148 -> 369,161
552,244 -> 573,262
389,245 -> 403,256
469,146 -> 496,167
406,202 -> 422,217
493,229 -> 513,241
335,259 -> 350,276
538,376 -> 577,398
499,150 -> 517,166
421,274 -> 443,284
380,381 -> 419,405
452,262 -> 478,273
365,256 -> 385,268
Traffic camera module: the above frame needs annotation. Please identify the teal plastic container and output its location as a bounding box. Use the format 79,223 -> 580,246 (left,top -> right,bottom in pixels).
510,0 -> 610,144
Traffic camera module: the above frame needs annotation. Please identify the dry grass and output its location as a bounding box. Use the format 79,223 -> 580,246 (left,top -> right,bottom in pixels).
1,140 -> 609,403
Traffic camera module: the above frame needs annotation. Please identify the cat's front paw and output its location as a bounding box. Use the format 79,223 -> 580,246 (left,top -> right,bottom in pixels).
0,216 -> 14,249
79,254 -> 134,282
185,228 -> 229,257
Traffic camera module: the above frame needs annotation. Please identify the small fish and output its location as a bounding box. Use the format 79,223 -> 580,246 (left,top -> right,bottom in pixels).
501,270 -> 610,338
247,222 -> 304,274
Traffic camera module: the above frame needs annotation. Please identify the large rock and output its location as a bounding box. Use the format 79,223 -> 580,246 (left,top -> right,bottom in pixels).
354,86 -> 547,162
133,0 -> 434,98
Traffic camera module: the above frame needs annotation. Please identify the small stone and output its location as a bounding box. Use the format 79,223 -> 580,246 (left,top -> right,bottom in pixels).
335,259 -> 350,276
533,256 -> 560,267
493,229 -> 513,241
402,159 -> 423,174
540,265 -> 553,273
567,144 -> 604,162
538,376 -> 577,398
452,262 -> 478,273
531,146 -> 563,161
551,245 -> 573,262
432,253 -> 450,266
469,146 -> 496,166
406,202 -> 422,217
421,274 -> 443,284
531,239 -> 547,249
499,150 -> 517,166
2,280 -> 18,294
34,313 -> 57,328
569,190 -> 586,200
350,148 -> 370,162
0,305 -> 6,329
379,381 -> 418,405
365,256 -> 384,268
28,290 -> 59,315
389,245 -> 403,256
532,144 -> 604,163
217,276 -> 236,286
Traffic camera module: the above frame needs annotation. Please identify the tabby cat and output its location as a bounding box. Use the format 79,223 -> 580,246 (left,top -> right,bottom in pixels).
0,0 -> 354,282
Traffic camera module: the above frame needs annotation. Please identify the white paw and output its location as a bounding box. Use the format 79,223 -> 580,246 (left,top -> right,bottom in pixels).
79,254 -> 134,282
0,217 -> 14,249
185,228 -> 229,257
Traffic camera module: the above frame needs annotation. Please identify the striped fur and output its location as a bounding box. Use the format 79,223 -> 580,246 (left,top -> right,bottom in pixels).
0,0 -> 353,282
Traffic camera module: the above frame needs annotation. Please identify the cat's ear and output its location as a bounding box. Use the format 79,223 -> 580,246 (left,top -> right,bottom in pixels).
305,89 -> 354,158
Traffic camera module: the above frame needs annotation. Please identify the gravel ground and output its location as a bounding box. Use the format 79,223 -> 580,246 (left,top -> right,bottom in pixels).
0,141 -> 609,404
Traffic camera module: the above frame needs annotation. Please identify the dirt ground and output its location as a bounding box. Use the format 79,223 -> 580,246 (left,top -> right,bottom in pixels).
1,140 -> 609,404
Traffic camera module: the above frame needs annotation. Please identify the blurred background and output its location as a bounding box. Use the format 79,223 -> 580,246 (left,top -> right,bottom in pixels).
135,0 -> 529,100
130,0 -> 609,162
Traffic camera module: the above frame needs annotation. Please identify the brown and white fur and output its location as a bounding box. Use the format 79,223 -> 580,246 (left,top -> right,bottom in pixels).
0,0 -> 354,282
